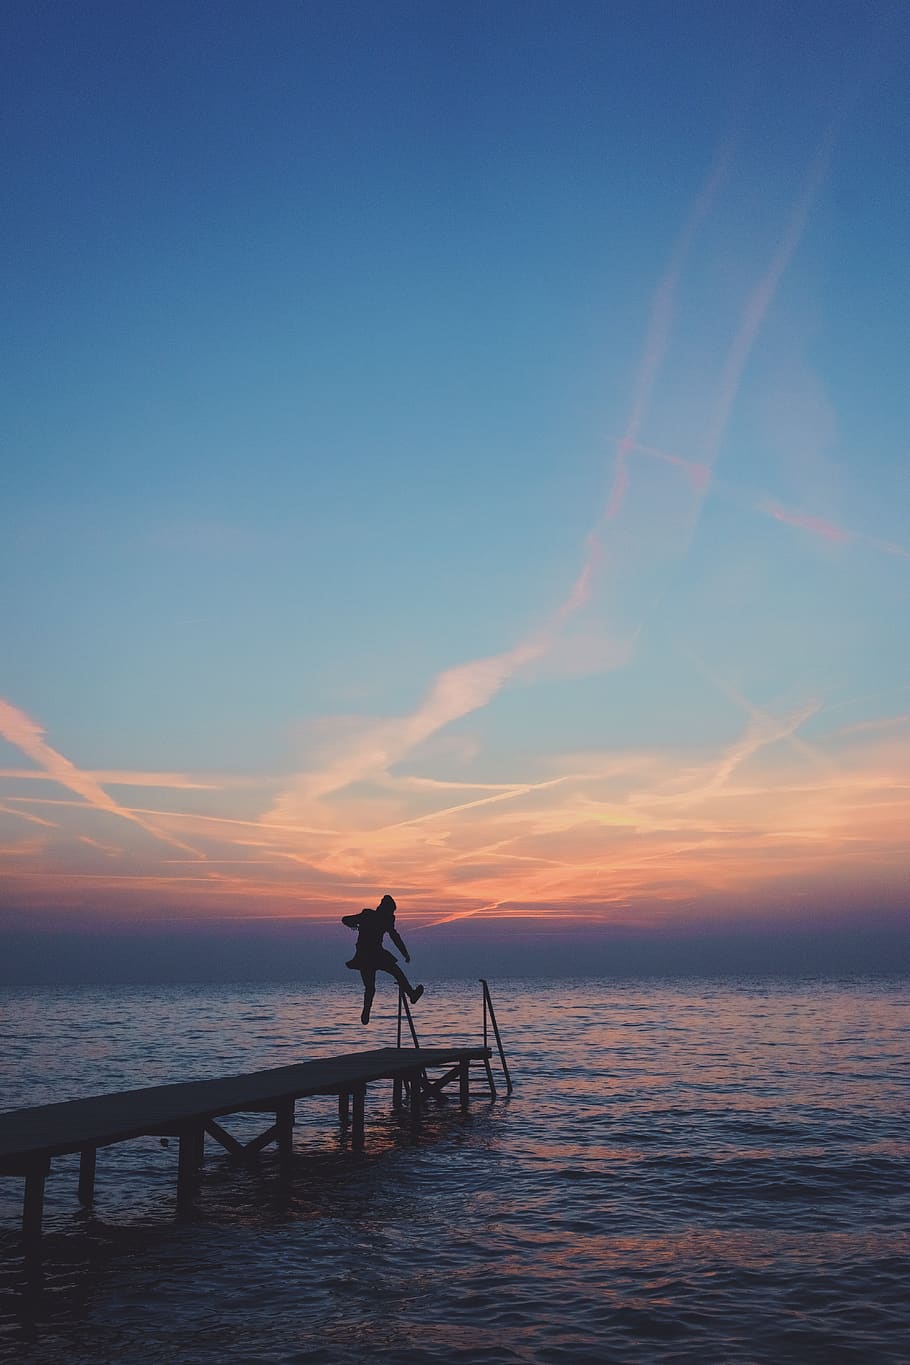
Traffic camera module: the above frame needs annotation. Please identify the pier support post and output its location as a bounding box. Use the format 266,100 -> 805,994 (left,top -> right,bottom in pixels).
276,1098 -> 294,1175
409,1073 -> 422,1137
338,1090 -> 349,1126
351,1084 -> 366,1152
78,1147 -> 97,1205
459,1058 -> 470,1112
392,1077 -> 403,1109
22,1159 -> 49,1277
177,1123 -> 202,1216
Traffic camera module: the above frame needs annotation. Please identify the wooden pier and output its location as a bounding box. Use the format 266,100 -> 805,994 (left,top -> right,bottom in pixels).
0,1043 -> 495,1276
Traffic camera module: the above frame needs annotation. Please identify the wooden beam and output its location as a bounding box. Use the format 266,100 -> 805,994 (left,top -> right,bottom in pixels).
338,1090 -> 349,1126
78,1147 -> 97,1205
424,1064 -> 461,1096
204,1118 -> 244,1158
242,1123 -> 278,1158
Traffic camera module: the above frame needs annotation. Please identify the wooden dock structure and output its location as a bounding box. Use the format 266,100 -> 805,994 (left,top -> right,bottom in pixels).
0,1043 -> 497,1276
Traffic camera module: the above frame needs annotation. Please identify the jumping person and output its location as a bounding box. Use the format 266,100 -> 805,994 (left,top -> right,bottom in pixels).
342,894 -> 424,1025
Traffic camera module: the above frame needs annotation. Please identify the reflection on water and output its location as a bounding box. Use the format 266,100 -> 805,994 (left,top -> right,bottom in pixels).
1,977 -> 908,1362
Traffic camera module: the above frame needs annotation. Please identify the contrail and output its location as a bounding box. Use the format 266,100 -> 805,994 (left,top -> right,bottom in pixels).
0,697 -> 205,858
613,436 -> 711,490
702,142 -> 835,472
371,775 -> 576,834
621,437 -> 910,560
420,898 -> 506,929
685,652 -> 829,777
267,146 -> 735,825
760,501 -> 852,545
0,801 -> 57,828
0,768 -> 242,789
604,139 -> 733,523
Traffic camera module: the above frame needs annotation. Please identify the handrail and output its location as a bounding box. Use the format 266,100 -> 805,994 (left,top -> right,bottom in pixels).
396,980 -> 511,1099
480,978 -> 513,1093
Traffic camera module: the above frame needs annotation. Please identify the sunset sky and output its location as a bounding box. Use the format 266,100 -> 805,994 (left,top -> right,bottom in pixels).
2,2 -> 909,976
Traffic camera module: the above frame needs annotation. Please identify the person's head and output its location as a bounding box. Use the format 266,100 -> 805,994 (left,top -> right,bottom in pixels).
378,894 -> 396,914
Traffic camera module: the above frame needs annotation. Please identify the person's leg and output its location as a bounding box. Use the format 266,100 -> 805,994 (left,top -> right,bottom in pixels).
384,962 -> 424,1005
360,969 -> 376,1024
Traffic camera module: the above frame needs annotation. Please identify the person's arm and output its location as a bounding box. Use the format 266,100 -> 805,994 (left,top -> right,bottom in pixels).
389,926 -> 410,962
342,912 -> 364,930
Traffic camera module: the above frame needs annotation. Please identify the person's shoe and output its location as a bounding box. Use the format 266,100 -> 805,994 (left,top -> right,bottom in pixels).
361,1005 -> 371,1025
409,985 -> 424,1004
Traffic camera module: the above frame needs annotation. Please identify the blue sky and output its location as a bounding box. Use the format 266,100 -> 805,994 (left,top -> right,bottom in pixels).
2,2 -> 909,975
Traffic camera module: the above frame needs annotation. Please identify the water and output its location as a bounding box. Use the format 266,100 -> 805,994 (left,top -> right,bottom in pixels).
1,977 -> 907,1363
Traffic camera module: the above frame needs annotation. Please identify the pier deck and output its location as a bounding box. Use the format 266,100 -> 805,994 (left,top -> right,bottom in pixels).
0,1044 -> 493,1273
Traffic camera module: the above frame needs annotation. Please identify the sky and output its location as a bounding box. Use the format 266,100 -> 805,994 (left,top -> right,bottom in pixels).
2,1 -> 909,980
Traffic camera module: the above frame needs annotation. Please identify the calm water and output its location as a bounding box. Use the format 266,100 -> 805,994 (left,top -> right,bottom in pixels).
0,977 -> 907,1363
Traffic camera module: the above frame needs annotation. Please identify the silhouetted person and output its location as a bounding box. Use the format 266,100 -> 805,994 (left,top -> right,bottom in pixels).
342,894 -> 424,1024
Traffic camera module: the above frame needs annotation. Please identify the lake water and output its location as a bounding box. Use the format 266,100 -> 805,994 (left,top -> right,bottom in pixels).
1,977 -> 908,1363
